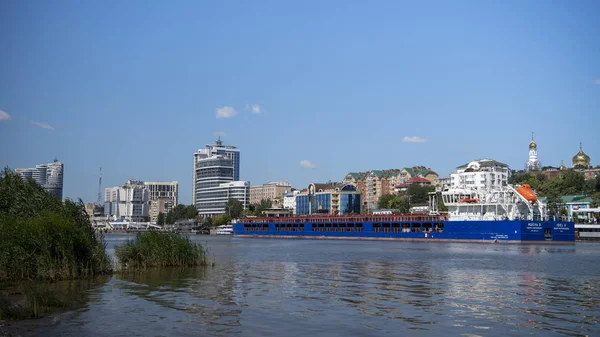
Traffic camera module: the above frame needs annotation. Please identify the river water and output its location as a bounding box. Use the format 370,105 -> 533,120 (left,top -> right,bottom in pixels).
2,234 -> 600,336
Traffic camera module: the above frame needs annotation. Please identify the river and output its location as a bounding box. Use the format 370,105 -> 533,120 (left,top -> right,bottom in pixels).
2,234 -> 599,336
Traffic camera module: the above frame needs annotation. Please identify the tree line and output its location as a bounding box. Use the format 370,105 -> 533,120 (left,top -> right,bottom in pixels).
377,184 -> 437,213
508,169 -> 600,215
158,198 -> 274,227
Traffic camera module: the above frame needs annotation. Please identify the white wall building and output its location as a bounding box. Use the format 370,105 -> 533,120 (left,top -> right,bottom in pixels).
197,181 -> 250,217
144,181 -> 178,222
192,137 -> 240,206
450,159 -> 510,190
16,159 -> 64,199
283,189 -> 299,212
104,180 -> 150,222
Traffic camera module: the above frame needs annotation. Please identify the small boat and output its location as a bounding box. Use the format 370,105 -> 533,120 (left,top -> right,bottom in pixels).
215,225 -> 233,235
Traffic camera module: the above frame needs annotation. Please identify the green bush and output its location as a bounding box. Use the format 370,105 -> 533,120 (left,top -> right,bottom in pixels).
0,169 -> 112,281
115,231 -> 207,268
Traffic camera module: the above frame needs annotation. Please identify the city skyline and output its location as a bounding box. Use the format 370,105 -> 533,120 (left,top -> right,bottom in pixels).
1,1 -> 599,204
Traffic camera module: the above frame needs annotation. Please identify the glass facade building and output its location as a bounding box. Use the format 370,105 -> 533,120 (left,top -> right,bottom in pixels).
192,138 -> 241,207
295,184 -> 361,216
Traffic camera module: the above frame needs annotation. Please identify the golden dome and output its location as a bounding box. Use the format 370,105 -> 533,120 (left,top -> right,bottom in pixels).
559,160 -> 566,170
572,143 -> 591,167
529,140 -> 537,149
528,133 -> 537,149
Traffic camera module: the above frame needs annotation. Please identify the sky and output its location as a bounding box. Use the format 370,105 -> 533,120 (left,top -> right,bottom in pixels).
1,0 -> 599,205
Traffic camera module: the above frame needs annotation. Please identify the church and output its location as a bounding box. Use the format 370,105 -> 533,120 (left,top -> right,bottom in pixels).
525,133 -> 541,172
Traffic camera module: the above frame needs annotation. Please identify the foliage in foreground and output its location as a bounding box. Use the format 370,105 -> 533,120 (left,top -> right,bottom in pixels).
0,169 -> 112,281
115,231 -> 208,269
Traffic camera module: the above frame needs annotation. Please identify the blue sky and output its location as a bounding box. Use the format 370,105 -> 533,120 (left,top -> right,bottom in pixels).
1,0 -> 599,204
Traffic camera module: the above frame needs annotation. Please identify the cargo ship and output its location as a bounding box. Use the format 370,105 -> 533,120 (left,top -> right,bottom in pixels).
233,160 -> 575,243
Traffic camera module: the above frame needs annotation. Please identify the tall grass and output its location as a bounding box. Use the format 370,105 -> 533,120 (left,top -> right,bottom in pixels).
0,169 -> 113,281
115,232 -> 208,268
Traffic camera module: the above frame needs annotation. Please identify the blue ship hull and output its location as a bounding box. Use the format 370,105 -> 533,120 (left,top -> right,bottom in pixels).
233,219 -> 575,243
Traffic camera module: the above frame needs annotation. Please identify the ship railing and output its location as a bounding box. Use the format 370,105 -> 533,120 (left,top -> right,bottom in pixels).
239,213 -> 447,224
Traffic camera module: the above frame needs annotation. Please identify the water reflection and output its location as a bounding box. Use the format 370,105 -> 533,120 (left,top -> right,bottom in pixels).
1,236 -> 599,337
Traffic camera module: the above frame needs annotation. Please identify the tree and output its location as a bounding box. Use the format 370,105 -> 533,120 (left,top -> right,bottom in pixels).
388,195 -> 409,213
184,205 -> 198,219
559,207 -> 568,217
165,204 -> 198,224
157,212 -> 165,226
203,216 -> 213,227
377,194 -> 395,209
376,194 -> 409,212
406,184 -> 435,205
250,199 -> 272,216
213,214 -> 231,227
509,172 -> 531,185
561,170 -> 585,195
225,198 -> 244,219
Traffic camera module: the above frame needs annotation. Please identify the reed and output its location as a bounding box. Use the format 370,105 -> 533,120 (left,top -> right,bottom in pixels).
0,169 -> 113,281
115,231 -> 208,269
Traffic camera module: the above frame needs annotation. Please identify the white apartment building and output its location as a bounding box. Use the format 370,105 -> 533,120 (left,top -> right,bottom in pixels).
249,181 -> 292,204
144,181 -> 178,222
104,180 -> 150,222
16,159 -> 64,199
450,159 -> 510,190
283,189 -> 299,212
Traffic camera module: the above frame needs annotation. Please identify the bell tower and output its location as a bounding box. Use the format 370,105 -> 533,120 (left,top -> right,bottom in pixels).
526,133 -> 541,172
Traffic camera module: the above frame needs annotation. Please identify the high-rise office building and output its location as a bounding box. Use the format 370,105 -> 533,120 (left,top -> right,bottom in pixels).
15,159 -> 64,199
192,138 -> 248,217
192,137 -> 240,206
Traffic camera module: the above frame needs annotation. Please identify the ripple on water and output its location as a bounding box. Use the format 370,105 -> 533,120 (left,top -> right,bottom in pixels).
1,236 -> 599,337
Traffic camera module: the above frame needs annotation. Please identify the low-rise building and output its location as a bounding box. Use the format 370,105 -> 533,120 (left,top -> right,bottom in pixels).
539,195 -> 593,219
263,208 -> 294,217
249,181 -> 292,204
197,180 -> 250,217
450,159 -> 510,190
283,189 -> 299,211
400,166 -> 439,185
295,183 -> 361,216
395,177 -> 432,193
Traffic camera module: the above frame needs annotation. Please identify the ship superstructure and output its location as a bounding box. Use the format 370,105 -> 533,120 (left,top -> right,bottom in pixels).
435,159 -> 546,221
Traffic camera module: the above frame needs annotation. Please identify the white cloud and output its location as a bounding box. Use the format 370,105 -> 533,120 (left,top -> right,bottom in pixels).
0,109 -> 10,121
401,136 -> 427,143
299,160 -> 317,169
31,121 -> 54,130
216,106 -> 237,119
213,131 -> 227,137
251,104 -> 263,114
